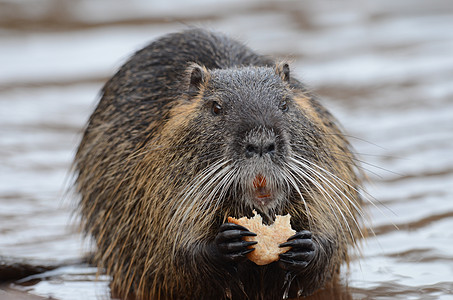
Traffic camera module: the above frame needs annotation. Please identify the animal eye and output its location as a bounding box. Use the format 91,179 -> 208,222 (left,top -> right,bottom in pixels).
279,99 -> 288,112
211,101 -> 222,115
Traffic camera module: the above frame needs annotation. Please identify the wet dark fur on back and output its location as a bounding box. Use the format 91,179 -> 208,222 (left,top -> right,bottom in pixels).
74,29 -> 364,299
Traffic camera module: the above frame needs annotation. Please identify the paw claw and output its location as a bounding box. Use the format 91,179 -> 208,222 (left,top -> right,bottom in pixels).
215,222 -> 257,263
240,231 -> 257,237
278,230 -> 317,272
220,223 -> 249,232
287,230 -> 312,241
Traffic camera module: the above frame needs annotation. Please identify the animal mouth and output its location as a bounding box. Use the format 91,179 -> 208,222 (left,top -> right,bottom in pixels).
253,174 -> 273,206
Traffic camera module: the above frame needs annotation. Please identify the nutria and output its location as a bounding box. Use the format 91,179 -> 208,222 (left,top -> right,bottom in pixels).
74,28 -> 365,299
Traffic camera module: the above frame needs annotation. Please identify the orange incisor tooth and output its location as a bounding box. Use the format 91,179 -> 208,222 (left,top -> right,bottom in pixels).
253,174 -> 267,189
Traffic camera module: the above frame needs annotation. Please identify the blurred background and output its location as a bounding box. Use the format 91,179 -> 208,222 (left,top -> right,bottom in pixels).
1,0 -> 452,299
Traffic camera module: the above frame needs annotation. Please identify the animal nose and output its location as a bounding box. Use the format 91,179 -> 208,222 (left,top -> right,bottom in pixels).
245,142 -> 276,158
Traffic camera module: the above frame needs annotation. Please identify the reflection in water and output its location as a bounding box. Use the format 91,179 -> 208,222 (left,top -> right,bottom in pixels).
1,0 -> 453,299
302,278 -> 353,300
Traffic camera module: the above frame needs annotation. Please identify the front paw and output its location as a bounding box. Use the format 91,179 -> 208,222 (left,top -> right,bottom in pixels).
278,230 -> 317,271
215,223 -> 257,263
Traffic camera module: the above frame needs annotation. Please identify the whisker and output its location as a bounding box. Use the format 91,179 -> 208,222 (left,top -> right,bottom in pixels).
292,156 -> 362,210
290,156 -> 366,239
197,165 -> 233,215
293,153 -> 388,223
170,159 -> 231,251
289,141 -> 402,180
285,161 -> 352,243
281,165 -> 315,231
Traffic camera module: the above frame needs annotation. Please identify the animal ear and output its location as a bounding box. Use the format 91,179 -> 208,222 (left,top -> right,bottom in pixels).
275,62 -> 290,82
188,63 -> 209,94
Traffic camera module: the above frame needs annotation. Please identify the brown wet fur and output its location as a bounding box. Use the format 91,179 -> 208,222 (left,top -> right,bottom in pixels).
74,29 -> 365,300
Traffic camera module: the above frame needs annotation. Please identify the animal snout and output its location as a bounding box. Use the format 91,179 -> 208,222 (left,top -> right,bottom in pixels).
245,141 -> 276,158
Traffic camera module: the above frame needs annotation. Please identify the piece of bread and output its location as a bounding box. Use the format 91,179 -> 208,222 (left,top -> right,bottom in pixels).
228,210 -> 296,265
